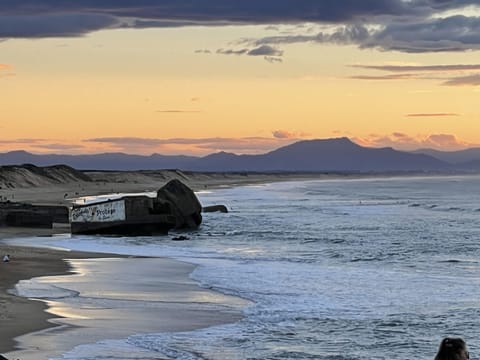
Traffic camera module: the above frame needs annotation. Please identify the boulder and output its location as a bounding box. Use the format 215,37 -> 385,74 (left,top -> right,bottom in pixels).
202,205 -> 228,213
157,179 -> 202,229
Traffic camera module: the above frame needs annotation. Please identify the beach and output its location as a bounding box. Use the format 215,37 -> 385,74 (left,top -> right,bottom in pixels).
0,171 -> 266,358
0,235 -> 107,354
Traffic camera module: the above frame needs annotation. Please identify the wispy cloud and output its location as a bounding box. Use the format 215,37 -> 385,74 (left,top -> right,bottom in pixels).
84,134 -> 307,155
351,62 -> 480,86
442,74 -> 480,86
216,45 -> 283,62
32,143 -> 86,151
0,63 -> 14,78
350,73 -> 420,80
155,110 -> 201,113
272,130 -> 296,139
354,132 -> 476,151
0,138 -> 46,144
351,64 -> 480,72
406,113 -> 460,117
272,130 -> 310,139
0,139 -> 88,154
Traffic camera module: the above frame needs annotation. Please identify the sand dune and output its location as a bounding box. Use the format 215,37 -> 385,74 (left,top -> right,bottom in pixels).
1,164 -> 317,206
0,164 -> 90,190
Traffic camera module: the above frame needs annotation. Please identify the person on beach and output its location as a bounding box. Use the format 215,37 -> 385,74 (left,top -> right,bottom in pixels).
2,254 -> 9,262
434,337 -> 469,360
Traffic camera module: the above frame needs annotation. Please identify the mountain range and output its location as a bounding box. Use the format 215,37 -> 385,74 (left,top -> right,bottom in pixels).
1,138 -> 479,172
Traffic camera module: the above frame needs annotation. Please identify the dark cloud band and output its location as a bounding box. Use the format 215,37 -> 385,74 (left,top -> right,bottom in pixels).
0,1 -> 413,22
1,1 -> 480,54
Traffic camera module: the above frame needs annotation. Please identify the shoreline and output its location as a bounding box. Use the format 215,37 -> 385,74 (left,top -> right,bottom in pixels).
1,172 -> 476,357
0,231 -> 113,354
0,173 -> 295,356
1,230 -> 248,359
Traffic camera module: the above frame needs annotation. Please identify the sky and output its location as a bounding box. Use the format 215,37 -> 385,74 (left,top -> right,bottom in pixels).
1,0 -> 480,156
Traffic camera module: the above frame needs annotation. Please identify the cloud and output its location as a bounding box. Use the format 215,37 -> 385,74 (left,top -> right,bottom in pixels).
351,62 -> 480,85
84,136 -> 303,155
426,134 -> 467,148
406,113 -> 460,117
0,63 -> 15,78
364,15 -> 480,53
217,45 -> 282,56
0,139 -> 89,155
272,130 -> 298,139
354,132 -> 475,151
0,1 -> 416,27
0,13 -> 120,38
155,109 -> 201,113
442,73 -> 480,86
32,143 -> 86,151
264,56 -> 283,63
217,45 -> 284,62
245,24 -> 371,47
216,48 -> 249,56
247,45 -> 283,57
351,64 -> 480,72
350,73 -> 420,80
2,1 -> 480,56
0,138 -> 46,144
239,14 -> 480,54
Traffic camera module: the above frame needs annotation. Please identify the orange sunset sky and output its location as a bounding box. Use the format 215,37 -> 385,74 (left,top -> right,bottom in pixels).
1,1 -> 480,156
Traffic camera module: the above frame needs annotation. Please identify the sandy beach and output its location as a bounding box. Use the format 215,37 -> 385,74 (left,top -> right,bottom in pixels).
0,235 -> 111,354
0,170 -> 293,358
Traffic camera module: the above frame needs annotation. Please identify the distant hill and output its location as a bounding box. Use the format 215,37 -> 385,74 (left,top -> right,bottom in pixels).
457,159 -> 480,171
412,148 -> 480,164
0,137 -> 465,172
188,138 -> 451,172
0,151 -> 197,171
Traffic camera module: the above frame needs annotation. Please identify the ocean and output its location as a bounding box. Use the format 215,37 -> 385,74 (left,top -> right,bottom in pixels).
8,175 -> 480,359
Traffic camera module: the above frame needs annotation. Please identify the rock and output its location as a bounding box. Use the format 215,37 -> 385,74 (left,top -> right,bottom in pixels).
172,235 -> 190,241
202,205 -> 228,213
157,179 -> 202,229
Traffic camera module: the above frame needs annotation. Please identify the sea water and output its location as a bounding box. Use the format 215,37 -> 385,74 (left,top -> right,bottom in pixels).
9,175 -> 480,359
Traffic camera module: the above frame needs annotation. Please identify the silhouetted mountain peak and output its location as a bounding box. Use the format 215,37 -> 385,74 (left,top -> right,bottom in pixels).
0,137 -> 474,172
268,137 -> 361,157
202,151 -> 237,160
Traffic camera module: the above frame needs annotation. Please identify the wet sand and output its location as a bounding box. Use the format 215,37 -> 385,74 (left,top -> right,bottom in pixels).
0,232 -> 109,354
0,230 -> 248,359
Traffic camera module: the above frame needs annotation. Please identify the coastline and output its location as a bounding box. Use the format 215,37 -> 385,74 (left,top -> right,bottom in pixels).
1,171 -> 469,357
1,230 -> 248,359
0,172 -> 301,356
0,231 -> 108,354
